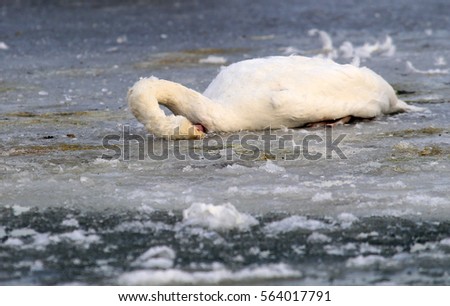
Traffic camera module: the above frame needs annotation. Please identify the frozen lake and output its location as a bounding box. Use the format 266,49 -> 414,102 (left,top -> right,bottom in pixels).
0,0 -> 449,285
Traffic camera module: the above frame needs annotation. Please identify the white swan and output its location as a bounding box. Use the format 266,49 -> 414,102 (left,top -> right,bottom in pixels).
128,55 -> 418,139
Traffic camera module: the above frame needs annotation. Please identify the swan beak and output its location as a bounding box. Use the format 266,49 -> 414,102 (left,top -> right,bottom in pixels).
171,124 -> 205,140
170,128 -> 204,140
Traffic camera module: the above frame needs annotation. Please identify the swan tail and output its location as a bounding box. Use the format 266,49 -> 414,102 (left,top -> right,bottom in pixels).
393,99 -> 426,113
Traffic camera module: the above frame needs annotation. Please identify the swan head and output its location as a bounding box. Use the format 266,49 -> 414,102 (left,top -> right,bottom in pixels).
168,115 -> 206,140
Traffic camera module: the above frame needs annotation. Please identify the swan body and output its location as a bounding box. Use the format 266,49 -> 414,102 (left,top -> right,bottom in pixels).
128,55 -> 417,139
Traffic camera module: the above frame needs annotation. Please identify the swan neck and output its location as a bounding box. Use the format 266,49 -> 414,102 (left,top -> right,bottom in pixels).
154,79 -> 211,115
127,78 -> 214,139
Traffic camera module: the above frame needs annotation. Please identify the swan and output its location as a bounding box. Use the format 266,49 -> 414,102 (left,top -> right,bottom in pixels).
128,55 -> 419,139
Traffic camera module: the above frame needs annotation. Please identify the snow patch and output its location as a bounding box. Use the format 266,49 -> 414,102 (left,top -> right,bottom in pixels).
434,56 -> 447,66
307,30 -> 395,62
0,226 -> 6,239
340,36 -> 396,60
92,158 -> 120,166
182,165 -> 194,172
118,263 -> 300,285
272,186 -> 302,194
10,228 -> 38,237
311,192 -> 332,202
281,46 -> 302,55
406,61 -> 449,75
59,230 -> 101,247
182,203 -> 258,231
307,232 -> 332,243
0,42 -> 9,50
116,35 -> 127,44
439,238 -> 450,247
114,220 -> 171,232
227,186 -> 239,193
30,260 -> 44,271
405,195 -> 449,207
11,205 -> 31,216
22,230 -> 101,249
308,29 -> 336,58
5,238 -> 24,246
264,216 -> 331,235
376,181 -> 407,189
259,160 -> 285,173
199,55 -> 227,65
132,246 -> 176,269
337,213 -> 359,228
304,179 -> 354,188
61,218 -> 79,227
346,255 -> 387,268
356,231 -> 379,239
222,163 -> 249,172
